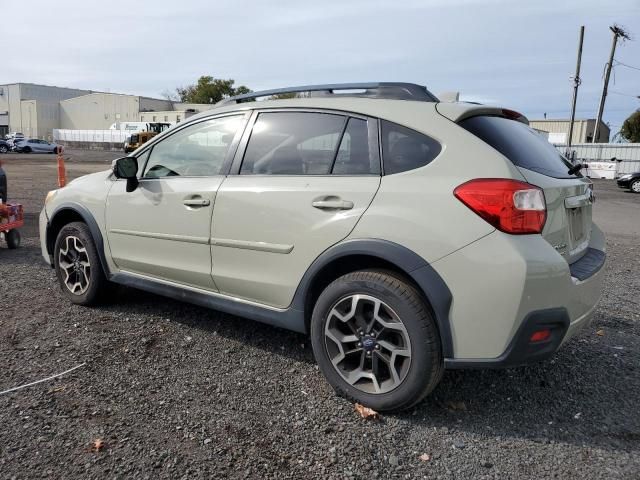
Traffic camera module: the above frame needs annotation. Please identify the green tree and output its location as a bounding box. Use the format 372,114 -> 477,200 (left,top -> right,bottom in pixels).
176,76 -> 251,104
621,110 -> 640,143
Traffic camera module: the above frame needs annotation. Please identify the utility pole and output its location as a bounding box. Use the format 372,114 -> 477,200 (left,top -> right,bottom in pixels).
567,26 -> 584,157
593,25 -> 630,143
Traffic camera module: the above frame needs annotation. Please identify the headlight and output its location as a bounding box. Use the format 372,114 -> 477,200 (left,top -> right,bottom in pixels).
619,174 -> 632,180
45,190 -> 58,205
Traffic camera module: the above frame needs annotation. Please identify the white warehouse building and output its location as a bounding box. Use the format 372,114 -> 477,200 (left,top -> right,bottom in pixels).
0,82 -> 216,140
0,83 -> 91,139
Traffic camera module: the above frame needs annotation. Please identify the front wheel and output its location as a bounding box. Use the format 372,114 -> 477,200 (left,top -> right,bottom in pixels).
631,179 -> 640,194
310,270 -> 443,411
0,145 -> 8,153
54,222 -> 108,305
22,146 -> 31,153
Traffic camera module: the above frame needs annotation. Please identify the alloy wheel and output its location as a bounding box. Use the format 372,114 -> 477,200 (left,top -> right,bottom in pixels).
324,294 -> 412,394
58,236 -> 91,294
631,180 -> 640,193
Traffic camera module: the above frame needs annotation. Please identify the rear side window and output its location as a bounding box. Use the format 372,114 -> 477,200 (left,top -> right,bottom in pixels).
381,120 -> 442,175
459,116 -> 575,179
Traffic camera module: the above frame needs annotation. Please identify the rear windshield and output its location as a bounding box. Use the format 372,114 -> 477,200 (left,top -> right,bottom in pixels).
459,116 -> 576,179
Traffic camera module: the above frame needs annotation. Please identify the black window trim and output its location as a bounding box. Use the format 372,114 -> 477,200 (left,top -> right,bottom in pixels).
135,111 -> 251,180
228,107 -> 382,177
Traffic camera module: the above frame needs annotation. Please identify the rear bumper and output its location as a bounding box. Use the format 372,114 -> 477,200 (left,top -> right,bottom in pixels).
445,308 -> 570,368
434,223 -> 606,366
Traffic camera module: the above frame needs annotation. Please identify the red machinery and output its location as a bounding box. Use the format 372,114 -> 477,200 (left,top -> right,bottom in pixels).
0,202 -> 23,249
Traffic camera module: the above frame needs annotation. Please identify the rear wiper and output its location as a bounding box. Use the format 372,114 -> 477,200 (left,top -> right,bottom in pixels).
567,162 -> 587,175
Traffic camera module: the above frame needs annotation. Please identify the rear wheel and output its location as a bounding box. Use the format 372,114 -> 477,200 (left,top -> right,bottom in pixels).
6,229 -> 20,249
54,222 -> 108,305
311,270 -> 443,411
631,179 -> 640,194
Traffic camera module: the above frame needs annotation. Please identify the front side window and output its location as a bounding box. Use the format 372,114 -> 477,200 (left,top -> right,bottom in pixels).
143,115 -> 243,178
240,112 -> 375,175
381,120 -> 442,175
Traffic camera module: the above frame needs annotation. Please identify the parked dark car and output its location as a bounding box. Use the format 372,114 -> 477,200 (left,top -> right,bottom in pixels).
0,140 -> 10,154
0,161 -> 7,203
616,172 -> 640,193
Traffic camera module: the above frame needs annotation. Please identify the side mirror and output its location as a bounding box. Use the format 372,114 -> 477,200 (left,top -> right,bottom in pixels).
113,157 -> 139,192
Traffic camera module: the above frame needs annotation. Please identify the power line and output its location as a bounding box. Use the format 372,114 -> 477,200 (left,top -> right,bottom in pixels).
614,60 -> 640,72
609,90 -> 640,99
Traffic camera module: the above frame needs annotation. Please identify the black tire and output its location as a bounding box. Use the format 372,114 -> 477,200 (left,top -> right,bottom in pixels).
6,229 -> 21,249
630,179 -> 640,194
0,145 -> 8,154
310,270 -> 443,411
53,222 -> 108,305
22,146 -> 31,153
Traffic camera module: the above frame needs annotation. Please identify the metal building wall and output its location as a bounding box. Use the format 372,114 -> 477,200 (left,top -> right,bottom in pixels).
60,93 -> 141,130
529,119 -> 610,143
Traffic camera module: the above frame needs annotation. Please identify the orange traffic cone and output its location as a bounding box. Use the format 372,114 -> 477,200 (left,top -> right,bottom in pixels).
56,146 -> 66,188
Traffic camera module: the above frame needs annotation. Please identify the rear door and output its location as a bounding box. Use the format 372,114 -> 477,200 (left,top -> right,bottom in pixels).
210,110 -> 381,308
459,115 -> 593,263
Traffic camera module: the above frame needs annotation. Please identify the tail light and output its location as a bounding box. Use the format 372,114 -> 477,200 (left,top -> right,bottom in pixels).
454,179 -> 546,234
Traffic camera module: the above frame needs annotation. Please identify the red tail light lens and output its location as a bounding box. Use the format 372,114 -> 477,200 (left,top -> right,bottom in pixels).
529,329 -> 551,343
454,179 -> 546,234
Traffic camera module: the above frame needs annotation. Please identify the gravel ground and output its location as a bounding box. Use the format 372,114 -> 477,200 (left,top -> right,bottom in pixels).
1,152 -> 639,479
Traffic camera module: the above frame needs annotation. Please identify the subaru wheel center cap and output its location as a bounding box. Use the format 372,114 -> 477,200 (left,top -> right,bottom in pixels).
362,336 -> 377,351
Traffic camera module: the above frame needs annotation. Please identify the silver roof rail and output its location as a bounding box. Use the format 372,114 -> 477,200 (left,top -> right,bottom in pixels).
217,82 -> 439,106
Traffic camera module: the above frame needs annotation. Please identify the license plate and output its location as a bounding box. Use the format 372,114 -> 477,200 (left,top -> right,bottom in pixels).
568,208 -> 584,242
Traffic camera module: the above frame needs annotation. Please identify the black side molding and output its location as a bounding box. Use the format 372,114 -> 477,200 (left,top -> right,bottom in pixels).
569,248 -> 606,281
110,272 -> 307,333
444,307 -> 570,369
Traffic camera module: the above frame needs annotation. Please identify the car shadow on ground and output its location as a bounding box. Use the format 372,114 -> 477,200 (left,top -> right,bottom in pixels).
100,281 -> 638,453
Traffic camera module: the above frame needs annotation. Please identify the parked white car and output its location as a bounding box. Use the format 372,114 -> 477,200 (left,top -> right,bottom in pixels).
40,83 -> 606,410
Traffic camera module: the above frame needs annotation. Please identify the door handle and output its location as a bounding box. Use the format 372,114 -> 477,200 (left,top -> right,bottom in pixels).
311,198 -> 354,210
183,198 -> 211,207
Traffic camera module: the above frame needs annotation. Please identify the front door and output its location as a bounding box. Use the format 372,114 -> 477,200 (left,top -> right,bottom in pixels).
106,113 -> 247,290
211,110 -> 381,308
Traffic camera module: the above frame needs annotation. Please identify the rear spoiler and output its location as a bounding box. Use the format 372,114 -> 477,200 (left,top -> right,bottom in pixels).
436,103 -> 529,125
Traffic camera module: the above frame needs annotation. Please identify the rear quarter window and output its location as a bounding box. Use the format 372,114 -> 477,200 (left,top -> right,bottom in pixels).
459,116 -> 576,179
381,120 -> 442,175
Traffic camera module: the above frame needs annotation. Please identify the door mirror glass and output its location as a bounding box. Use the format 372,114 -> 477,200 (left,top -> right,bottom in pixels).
113,156 -> 138,179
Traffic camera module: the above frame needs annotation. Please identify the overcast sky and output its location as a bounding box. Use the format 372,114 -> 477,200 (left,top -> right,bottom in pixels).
2,0 -> 639,135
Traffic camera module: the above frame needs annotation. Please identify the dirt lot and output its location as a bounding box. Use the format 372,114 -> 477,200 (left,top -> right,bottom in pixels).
1,151 -> 639,479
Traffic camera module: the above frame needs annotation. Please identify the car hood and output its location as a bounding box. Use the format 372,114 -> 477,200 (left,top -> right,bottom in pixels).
67,169 -> 113,187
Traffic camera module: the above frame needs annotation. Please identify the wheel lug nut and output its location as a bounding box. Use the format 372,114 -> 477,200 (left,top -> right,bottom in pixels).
356,342 -> 362,348
375,344 -> 380,350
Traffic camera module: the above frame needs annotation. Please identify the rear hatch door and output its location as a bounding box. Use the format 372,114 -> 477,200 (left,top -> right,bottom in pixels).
458,114 -> 593,264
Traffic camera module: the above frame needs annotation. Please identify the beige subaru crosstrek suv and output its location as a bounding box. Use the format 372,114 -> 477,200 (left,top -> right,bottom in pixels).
40,83 -> 606,411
